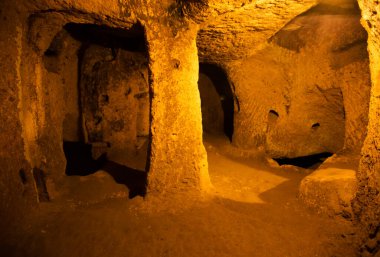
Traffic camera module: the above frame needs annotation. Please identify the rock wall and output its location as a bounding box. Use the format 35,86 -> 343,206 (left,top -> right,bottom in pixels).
226,4 -> 371,158
79,43 -> 149,168
0,0 -> 35,227
354,0 -> 380,255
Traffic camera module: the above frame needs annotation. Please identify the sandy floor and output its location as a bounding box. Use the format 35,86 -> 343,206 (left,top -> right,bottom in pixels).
1,135 -> 358,257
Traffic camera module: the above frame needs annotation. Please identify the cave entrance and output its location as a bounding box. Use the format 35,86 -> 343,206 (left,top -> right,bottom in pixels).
46,22 -> 150,198
198,63 -> 234,141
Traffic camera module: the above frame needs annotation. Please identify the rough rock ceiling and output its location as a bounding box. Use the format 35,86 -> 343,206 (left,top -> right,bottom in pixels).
24,0 -> 359,63
190,0 -> 318,62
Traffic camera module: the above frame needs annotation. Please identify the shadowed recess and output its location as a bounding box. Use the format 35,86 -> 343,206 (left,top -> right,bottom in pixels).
199,63 -> 234,141
63,141 -> 147,198
273,152 -> 333,169
64,23 -> 147,52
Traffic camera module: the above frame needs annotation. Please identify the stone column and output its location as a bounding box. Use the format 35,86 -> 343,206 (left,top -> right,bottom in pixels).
144,22 -> 210,195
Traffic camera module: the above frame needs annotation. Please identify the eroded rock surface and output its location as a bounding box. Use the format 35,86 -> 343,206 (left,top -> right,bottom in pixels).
226,3 -> 370,158
0,1 -> 379,255
354,0 -> 380,255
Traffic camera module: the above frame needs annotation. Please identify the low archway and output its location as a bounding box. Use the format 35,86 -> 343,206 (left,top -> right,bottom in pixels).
43,22 -> 150,198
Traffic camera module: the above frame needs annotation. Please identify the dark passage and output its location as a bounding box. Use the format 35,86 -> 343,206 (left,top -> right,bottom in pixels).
273,152 -> 333,169
199,63 -> 235,141
63,141 -> 147,198
63,141 -> 105,176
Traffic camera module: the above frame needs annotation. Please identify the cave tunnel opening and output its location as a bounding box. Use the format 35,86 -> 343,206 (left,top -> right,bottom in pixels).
49,22 -> 150,198
198,63 -> 234,141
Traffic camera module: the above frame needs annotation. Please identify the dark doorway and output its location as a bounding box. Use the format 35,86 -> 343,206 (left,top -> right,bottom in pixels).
198,63 -> 234,141
50,22 -> 151,198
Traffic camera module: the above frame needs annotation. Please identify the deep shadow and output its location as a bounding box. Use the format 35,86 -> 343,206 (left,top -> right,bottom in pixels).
63,141 -> 147,198
273,152 -> 333,169
63,141 -> 105,176
64,23 -> 147,52
199,63 -> 234,141
32,168 -> 50,202
101,161 -> 147,198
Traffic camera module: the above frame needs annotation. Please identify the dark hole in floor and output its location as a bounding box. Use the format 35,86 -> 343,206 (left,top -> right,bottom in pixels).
273,152 -> 333,169
63,141 -> 147,198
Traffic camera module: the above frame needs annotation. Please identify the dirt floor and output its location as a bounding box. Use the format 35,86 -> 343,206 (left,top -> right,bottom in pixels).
0,135 -> 358,257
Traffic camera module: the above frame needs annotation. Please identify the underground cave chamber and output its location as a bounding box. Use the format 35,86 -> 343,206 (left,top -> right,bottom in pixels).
18,0 -> 372,211
1,0 -> 380,256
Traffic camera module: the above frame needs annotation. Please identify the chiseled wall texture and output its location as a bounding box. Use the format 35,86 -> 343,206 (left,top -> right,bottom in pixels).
354,0 -> 380,254
226,5 -> 370,158
144,21 -> 211,195
0,0 -> 35,227
79,45 -> 150,168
